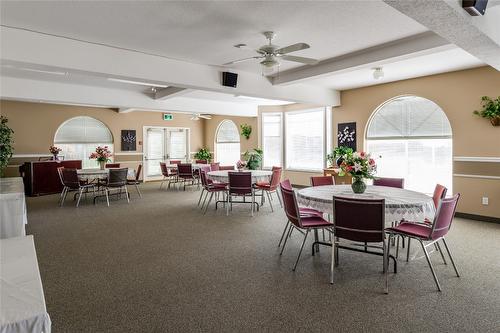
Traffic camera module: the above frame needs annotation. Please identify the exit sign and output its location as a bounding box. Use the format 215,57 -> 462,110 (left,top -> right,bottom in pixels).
163,113 -> 173,121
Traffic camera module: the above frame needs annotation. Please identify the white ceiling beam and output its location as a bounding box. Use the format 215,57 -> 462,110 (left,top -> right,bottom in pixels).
272,32 -> 452,85
0,76 -> 259,116
118,108 -> 135,113
383,0 -> 500,70
0,26 -> 340,106
154,87 -> 190,100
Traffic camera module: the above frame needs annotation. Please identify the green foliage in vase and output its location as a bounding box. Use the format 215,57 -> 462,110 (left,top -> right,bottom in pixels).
240,123 -> 252,140
243,148 -> 263,170
194,148 -> 213,161
0,116 -> 14,176
473,96 -> 500,119
326,146 -> 353,166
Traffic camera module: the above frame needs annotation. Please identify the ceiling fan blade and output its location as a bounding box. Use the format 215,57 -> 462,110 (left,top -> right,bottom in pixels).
275,43 -> 310,55
281,55 -> 319,65
223,56 -> 263,65
199,115 -> 212,120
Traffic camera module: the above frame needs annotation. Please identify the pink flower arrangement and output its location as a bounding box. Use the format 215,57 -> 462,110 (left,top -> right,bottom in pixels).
89,146 -> 112,162
49,145 -> 62,155
337,151 -> 377,180
236,160 -> 247,170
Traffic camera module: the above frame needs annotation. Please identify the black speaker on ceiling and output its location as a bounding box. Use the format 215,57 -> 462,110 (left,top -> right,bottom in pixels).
222,72 -> 238,88
462,0 -> 488,16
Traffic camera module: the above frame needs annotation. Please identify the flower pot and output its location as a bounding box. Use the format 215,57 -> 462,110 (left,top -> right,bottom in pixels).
490,117 -> 500,126
99,161 -> 106,170
351,177 -> 366,194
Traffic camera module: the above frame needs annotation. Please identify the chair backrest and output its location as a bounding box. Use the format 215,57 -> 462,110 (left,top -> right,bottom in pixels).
170,160 -> 181,165
333,196 -> 385,243
160,162 -> 169,177
200,170 -> 209,187
105,163 -> 120,168
280,178 -> 292,191
268,168 -> 282,190
228,172 -> 252,195
430,194 -> 460,240
219,165 -> 235,171
61,168 -> 80,188
373,177 -> 404,189
107,168 -> 128,186
432,184 -> 447,209
57,166 -> 65,186
311,176 -> 334,187
135,164 -> 142,181
196,159 -> 208,164
210,162 -> 220,171
199,165 -> 211,174
279,182 -> 301,228
177,163 -> 193,177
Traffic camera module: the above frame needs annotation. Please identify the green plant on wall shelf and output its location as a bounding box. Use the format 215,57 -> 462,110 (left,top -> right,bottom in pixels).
243,148 -> 262,170
0,116 -> 14,176
473,96 -> 500,126
194,148 -> 212,162
240,123 -> 252,140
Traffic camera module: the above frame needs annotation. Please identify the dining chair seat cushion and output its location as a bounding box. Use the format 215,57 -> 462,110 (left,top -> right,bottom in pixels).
299,207 -> 323,216
255,180 -> 270,187
209,183 -> 228,189
300,216 -> 333,228
386,222 -> 431,239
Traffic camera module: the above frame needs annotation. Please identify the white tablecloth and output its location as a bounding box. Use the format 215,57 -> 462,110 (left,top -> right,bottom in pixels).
0,178 -> 27,239
297,185 -> 435,223
0,235 -> 51,333
164,163 -> 208,170
77,168 -> 135,181
207,170 -> 272,184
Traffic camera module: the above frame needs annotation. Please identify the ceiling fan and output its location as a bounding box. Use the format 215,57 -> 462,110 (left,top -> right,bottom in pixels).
190,113 -> 212,121
223,31 -> 319,72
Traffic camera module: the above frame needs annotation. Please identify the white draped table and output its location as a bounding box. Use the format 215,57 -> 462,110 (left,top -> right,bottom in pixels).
0,177 -> 27,239
297,185 -> 435,223
0,235 -> 51,333
77,168 -> 135,181
207,170 -> 272,184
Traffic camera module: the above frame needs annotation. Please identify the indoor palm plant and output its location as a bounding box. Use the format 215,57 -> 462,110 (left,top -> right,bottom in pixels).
0,116 -> 14,176
337,151 -> 377,194
194,148 -> 212,162
473,96 -> 500,126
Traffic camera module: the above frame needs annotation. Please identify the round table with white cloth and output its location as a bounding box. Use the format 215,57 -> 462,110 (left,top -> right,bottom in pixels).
77,168 -> 135,181
297,185 -> 435,224
164,163 -> 208,170
207,170 -> 272,184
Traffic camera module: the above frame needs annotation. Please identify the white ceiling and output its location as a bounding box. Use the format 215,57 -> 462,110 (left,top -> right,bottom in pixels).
0,0 -> 428,73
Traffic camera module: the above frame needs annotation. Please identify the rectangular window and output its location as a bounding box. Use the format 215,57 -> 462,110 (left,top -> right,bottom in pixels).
262,113 -> 283,168
285,108 -> 326,171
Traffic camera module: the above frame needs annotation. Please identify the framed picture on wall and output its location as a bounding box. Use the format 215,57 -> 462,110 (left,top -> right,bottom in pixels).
121,130 -> 136,151
337,122 -> 356,151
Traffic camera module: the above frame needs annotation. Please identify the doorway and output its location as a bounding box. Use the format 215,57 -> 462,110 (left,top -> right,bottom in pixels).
143,126 -> 190,180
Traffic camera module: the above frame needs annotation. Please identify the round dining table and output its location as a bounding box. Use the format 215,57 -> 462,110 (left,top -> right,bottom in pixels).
164,163 -> 208,170
297,185 -> 435,224
207,170 -> 272,184
77,168 -> 135,181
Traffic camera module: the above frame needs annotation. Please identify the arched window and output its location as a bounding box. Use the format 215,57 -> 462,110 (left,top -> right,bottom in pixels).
54,116 -> 113,168
366,96 -> 452,194
215,120 -> 240,166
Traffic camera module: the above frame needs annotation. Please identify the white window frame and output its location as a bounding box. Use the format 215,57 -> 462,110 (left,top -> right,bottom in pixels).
214,119 -> 241,166
261,112 -> 283,169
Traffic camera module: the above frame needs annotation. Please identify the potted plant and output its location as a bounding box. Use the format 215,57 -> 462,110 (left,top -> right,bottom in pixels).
337,151 -> 377,194
0,116 -> 14,176
194,148 -> 212,162
49,145 -> 62,161
473,96 -> 500,126
89,146 -> 112,169
243,148 -> 263,170
240,124 -> 252,140
326,146 -> 354,167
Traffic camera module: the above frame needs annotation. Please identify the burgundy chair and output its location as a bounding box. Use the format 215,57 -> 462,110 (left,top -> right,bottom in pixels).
60,168 -> 96,207
255,168 -> 282,212
385,194 -> 461,291
210,162 -> 220,171
199,171 -> 227,214
311,176 -> 335,187
195,159 -> 208,164
331,196 -> 395,293
126,164 -> 142,197
159,162 -> 177,190
373,177 -> 404,188
170,160 -> 181,165
177,163 -> 196,191
255,166 -> 282,188
227,172 -> 257,216
105,163 -> 120,168
279,182 -> 333,271
219,165 -> 235,171
101,168 -> 129,206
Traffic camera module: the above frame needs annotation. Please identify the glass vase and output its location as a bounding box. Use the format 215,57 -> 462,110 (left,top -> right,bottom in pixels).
351,177 -> 366,194
99,160 -> 106,170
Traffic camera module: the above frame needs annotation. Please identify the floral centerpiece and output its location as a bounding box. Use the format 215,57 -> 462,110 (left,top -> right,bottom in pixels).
49,145 -> 62,160
236,159 -> 247,171
337,151 -> 377,194
89,146 -> 112,169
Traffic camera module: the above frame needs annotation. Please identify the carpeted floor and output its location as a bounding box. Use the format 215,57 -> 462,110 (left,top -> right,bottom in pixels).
25,183 -> 500,332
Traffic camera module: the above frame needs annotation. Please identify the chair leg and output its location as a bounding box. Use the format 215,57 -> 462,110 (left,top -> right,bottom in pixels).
330,239 -> 335,284
292,229 -> 309,271
197,189 -> 205,206
419,239 -> 442,291
278,220 -> 290,248
406,237 -> 411,262
201,191 -> 209,210
226,193 -> 230,216
125,186 -> 130,203
203,192 -> 214,215
442,238 -> 460,277
266,191 -> 274,212
334,237 -> 339,267
76,188 -> 83,207
105,189 -> 110,207
276,190 -> 283,207
59,187 -> 68,206
280,225 -> 293,255
251,191 -> 255,216
135,184 -> 142,198
384,237 -> 389,294
436,241 -> 447,265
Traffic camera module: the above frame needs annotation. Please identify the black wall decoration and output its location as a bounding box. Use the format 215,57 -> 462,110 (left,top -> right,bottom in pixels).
121,130 -> 136,151
337,122 -> 356,151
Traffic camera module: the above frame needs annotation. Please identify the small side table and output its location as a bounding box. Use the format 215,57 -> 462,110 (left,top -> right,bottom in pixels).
323,167 -> 352,185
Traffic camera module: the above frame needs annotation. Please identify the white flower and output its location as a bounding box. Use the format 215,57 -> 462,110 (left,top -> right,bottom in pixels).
353,162 -> 363,172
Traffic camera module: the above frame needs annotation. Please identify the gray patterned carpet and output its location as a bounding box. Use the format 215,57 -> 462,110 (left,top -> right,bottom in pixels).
25,183 -> 500,332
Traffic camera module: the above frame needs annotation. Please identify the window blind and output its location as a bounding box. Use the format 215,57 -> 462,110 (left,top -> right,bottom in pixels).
216,120 -> 240,143
54,116 -> 113,143
262,113 -> 282,168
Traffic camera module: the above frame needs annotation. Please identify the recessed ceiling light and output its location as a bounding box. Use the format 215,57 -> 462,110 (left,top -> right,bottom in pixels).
107,77 -> 169,88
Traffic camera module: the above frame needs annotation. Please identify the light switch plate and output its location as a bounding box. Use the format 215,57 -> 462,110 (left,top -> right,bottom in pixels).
482,197 -> 489,205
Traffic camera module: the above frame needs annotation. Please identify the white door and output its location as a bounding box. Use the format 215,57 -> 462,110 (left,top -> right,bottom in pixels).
166,128 -> 189,161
